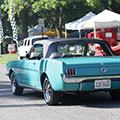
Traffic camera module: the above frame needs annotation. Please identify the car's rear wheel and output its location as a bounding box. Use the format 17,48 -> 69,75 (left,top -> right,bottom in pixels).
10,72 -> 23,95
110,90 -> 120,100
43,76 -> 61,105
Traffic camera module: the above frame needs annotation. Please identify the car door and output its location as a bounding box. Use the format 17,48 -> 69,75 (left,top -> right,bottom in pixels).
21,44 -> 43,88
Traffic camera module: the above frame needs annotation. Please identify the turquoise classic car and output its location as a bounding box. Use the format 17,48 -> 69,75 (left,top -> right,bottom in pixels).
6,38 -> 120,105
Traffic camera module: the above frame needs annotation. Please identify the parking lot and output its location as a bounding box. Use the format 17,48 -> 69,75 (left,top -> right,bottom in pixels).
1,64 -> 120,120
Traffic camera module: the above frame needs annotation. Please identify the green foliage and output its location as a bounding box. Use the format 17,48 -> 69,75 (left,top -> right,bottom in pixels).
1,0 -> 32,15
32,0 -> 68,13
0,54 -> 18,64
32,0 -> 90,33
32,0 -> 72,37
1,0 -> 36,38
1,0 -> 120,38
86,0 -> 120,14
63,0 -> 90,24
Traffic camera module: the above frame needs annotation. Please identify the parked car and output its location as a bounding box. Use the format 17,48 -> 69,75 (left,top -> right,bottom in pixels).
6,38 -> 120,105
17,35 -> 49,59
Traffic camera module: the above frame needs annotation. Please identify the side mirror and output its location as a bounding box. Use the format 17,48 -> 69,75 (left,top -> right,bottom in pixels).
26,54 -> 30,59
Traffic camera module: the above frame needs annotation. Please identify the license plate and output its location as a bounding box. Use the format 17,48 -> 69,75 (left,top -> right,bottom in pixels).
95,79 -> 111,89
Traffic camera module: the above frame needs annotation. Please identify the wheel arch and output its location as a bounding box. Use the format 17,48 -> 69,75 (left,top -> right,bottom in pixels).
9,69 -> 14,80
41,72 -> 47,89
41,72 -> 55,90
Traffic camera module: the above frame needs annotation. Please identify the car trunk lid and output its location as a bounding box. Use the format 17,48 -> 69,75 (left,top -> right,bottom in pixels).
55,56 -> 120,76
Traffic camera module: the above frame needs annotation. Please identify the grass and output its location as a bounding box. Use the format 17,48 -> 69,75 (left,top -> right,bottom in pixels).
0,54 -> 18,64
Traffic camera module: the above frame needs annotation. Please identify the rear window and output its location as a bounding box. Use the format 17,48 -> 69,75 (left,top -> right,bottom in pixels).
57,41 -> 112,57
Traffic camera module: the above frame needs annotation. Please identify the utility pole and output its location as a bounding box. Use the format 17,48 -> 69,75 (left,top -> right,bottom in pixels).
0,9 -> 4,55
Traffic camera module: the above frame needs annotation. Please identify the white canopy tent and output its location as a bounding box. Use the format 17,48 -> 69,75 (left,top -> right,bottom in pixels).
65,12 -> 96,38
82,9 -> 120,38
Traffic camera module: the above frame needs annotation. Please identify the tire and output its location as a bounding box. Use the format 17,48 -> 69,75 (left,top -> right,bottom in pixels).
109,90 -> 120,100
18,56 -> 24,60
10,73 -> 23,95
43,77 -> 61,105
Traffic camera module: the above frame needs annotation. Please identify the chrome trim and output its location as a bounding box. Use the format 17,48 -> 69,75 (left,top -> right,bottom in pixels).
19,84 -> 42,91
62,74 -> 120,83
100,67 -> 106,73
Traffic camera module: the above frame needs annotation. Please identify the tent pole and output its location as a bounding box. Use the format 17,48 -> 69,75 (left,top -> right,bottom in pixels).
65,29 -> 67,38
79,30 -> 81,38
94,22 -> 96,38
0,44 -> 1,55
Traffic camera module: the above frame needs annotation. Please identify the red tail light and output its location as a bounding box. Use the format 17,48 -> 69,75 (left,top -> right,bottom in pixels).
66,68 -> 76,76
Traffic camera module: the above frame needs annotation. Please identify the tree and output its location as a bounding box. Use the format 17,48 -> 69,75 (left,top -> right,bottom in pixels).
86,0 -> 120,14
1,0 -> 34,39
0,0 -> 12,36
32,0 -> 92,38
2,0 -> 120,39
32,0 -> 75,38
63,0 -> 91,24
32,0 -> 65,38
0,0 -> 101,39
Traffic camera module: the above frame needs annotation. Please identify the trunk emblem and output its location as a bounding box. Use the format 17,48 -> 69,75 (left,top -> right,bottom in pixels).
100,67 -> 106,73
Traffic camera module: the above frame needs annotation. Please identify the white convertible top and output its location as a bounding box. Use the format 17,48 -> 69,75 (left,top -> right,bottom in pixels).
33,38 -> 112,58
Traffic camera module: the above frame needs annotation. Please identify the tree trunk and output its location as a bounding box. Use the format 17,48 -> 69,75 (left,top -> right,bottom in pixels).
20,8 -> 28,39
53,7 -> 63,38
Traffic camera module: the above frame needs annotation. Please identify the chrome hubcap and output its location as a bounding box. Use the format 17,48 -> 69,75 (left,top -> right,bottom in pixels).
11,75 -> 16,93
44,79 -> 51,103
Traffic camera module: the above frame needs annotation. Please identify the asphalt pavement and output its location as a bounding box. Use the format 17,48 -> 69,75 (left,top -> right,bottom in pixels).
1,64 -> 120,120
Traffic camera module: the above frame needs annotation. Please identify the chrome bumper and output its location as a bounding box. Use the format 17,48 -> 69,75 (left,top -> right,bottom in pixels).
62,74 -> 120,83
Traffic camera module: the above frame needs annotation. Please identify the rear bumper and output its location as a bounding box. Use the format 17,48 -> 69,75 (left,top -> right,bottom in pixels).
62,74 -> 120,83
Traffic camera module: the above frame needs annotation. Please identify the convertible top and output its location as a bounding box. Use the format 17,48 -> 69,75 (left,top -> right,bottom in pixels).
34,38 -> 109,45
34,38 -> 114,58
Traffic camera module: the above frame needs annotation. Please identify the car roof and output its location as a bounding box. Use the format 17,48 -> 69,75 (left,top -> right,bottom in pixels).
33,38 -> 112,58
34,38 -> 109,45
24,35 -> 49,40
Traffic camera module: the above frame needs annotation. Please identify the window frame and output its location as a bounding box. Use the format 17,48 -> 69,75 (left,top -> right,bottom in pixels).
29,44 -> 43,59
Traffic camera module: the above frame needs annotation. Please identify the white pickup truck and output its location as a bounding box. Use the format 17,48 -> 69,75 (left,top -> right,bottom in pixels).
17,35 -> 49,59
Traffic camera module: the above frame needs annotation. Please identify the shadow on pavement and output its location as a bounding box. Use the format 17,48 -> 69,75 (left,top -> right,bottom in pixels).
0,103 -> 47,108
1,79 -> 120,109
58,92 -> 120,108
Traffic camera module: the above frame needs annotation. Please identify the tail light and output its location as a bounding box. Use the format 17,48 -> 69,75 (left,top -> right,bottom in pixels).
66,68 -> 76,76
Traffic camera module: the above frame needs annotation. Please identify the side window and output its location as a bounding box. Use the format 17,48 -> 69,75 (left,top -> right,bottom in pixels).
24,40 -> 27,46
30,44 -> 43,59
27,39 -> 30,46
